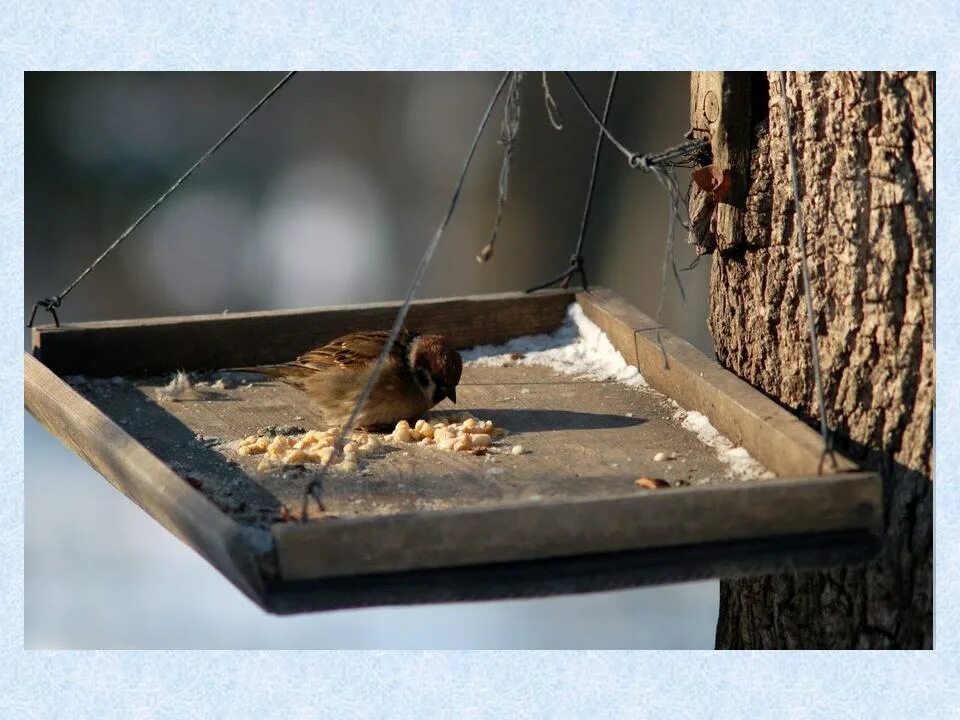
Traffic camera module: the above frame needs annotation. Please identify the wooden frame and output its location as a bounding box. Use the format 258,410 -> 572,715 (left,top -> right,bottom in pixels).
26,288 -> 881,613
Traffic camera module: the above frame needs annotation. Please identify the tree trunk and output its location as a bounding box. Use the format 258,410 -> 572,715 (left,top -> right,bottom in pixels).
707,72 -> 934,649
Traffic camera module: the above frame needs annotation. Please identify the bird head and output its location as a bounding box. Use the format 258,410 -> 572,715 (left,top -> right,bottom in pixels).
411,334 -> 462,405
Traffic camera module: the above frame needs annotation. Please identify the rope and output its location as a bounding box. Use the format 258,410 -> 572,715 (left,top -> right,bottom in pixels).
778,72 -> 835,472
301,71 -> 513,519
27,71 -> 298,328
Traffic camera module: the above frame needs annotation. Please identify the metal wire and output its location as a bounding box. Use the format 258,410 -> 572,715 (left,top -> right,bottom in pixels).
27,71 -> 298,328
778,71 -> 835,471
302,71 -> 513,519
526,71 -> 619,293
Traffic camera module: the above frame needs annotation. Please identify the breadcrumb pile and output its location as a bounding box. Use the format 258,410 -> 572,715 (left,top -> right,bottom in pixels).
238,428 -> 378,473
236,415 -> 523,473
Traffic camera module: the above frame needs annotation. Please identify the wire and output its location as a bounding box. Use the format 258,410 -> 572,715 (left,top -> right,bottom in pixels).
27,71 -> 298,328
301,71 -> 514,519
778,71 -> 835,471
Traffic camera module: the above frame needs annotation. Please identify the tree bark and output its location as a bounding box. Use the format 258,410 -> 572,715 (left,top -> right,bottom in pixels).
708,72 -> 934,649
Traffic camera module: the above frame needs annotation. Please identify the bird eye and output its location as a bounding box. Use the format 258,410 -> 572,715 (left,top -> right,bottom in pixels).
416,369 -> 431,387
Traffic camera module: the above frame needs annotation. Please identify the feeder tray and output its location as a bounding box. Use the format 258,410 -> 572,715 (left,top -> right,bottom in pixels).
25,288 -> 881,613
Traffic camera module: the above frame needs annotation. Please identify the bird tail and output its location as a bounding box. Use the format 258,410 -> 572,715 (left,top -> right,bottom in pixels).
226,363 -> 316,385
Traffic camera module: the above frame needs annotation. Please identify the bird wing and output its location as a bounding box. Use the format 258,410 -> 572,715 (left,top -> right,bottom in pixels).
292,329 -> 413,372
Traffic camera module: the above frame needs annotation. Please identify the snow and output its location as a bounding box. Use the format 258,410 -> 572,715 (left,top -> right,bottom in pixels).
462,302 -> 647,388
463,303 -> 771,480
676,409 -> 772,480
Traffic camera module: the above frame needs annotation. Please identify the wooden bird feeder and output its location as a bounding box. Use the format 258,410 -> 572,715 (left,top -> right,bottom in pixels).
25,287 -> 882,613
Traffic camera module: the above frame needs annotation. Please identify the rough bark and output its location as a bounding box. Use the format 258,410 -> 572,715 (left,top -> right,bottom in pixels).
709,72 -> 934,649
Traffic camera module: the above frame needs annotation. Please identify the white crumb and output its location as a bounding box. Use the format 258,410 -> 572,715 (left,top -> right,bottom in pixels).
156,371 -> 203,402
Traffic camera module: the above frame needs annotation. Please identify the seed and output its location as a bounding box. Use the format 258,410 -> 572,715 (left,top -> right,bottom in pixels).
635,477 -> 670,490
471,433 -> 491,447
438,437 -> 456,450
511,445 -> 524,456
394,427 -> 412,443
454,436 -> 472,452
238,446 -> 252,456
462,418 -> 478,430
318,446 -> 335,466
338,460 -> 359,472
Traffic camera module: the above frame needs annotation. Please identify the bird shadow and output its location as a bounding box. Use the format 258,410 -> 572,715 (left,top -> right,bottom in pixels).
451,408 -> 646,433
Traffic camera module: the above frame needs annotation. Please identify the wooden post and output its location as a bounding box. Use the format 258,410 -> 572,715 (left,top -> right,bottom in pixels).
689,72 -> 753,253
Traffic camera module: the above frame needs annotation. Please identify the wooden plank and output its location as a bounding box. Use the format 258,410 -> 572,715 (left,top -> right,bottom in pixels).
24,352 -> 270,607
272,472 -> 880,581
576,288 -> 859,477
690,71 -> 752,252
32,289 -> 574,377
264,528 -> 881,613
26,288 -> 882,612
103,361 -> 763,532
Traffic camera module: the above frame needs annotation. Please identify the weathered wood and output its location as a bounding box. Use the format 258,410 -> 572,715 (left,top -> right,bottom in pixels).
26,289 -> 885,614
103,362 -> 747,529
272,472 -> 879,582
264,529 -> 881,614
576,288 -> 858,477
32,289 -> 574,376
690,72 -> 753,252
24,352 -> 270,605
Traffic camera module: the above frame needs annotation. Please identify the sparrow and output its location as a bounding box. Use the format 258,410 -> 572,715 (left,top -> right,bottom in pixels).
237,329 -> 462,430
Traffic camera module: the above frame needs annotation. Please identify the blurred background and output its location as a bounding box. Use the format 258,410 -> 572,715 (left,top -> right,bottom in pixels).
25,71 -> 718,648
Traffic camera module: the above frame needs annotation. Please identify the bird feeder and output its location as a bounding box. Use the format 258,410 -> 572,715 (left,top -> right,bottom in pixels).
25,287 -> 881,613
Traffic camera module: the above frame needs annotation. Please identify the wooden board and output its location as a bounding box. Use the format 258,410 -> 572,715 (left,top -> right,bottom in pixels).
576,288 -> 859,477
26,289 -> 882,613
690,71 -> 753,253
32,289 -> 574,377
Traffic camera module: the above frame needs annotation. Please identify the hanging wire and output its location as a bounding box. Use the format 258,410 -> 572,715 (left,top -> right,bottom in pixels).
541,72 -> 564,130
27,71 -> 298,328
561,72 -> 708,173
302,71 -> 513,519
778,71 -> 835,473
530,72 -> 702,312
651,165 -> 689,351
562,72 -> 636,162
476,72 -> 523,264
527,71 -> 620,292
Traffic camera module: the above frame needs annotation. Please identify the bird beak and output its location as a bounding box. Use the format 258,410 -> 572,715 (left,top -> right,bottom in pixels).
446,386 -> 457,404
